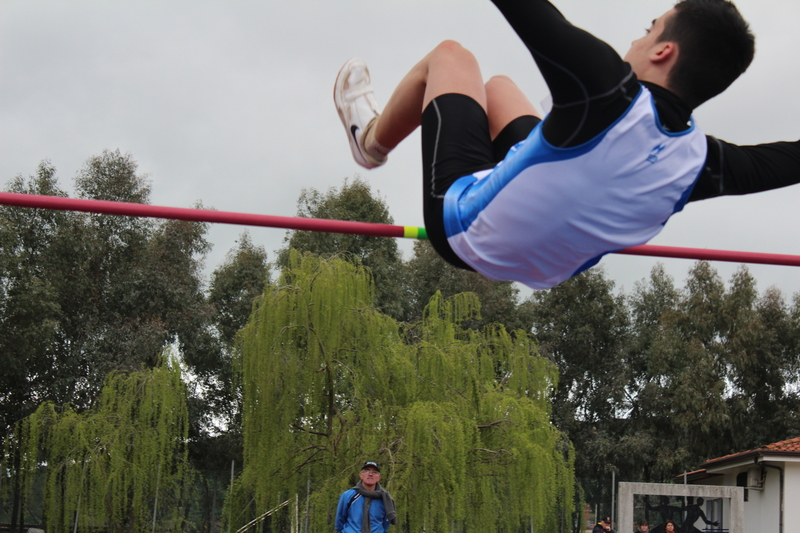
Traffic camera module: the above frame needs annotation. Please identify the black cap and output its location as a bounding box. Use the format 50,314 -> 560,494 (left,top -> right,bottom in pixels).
362,461 -> 380,472
602,517 -> 612,524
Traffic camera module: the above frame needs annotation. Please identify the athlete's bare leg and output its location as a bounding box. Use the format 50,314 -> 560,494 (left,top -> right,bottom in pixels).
372,40 -> 487,150
484,75 -> 541,139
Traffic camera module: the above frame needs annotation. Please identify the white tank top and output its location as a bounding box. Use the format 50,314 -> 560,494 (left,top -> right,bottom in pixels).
444,86 -> 707,290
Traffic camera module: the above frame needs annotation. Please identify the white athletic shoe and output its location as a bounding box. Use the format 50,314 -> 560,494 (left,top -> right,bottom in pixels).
334,58 -> 386,169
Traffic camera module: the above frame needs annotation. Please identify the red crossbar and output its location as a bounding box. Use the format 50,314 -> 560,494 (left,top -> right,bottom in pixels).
2,192 -> 798,266
0,192 -> 408,238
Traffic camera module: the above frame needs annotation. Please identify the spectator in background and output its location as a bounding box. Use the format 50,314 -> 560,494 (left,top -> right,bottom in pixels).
335,462 -> 397,533
593,517 -> 616,533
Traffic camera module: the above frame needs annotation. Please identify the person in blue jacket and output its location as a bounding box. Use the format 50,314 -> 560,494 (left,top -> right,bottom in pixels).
335,462 -> 396,533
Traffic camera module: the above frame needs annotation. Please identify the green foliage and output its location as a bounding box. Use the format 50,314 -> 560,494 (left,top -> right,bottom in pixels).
0,161 -> 69,433
0,153 -> 237,531
209,232 -> 269,349
182,233 -> 269,532
5,361 -> 190,532
405,240 -> 532,332
623,262 -> 800,479
0,152 -> 211,433
231,252 -> 574,533
188,232 -> 269,446
6,151 -> 800,531
0,154 -> 273,531
76,150 -> 151,203
527,268 -> 630,430
530,262 -> 800,483
275,178 -> 409,320
274,178 -> 533,331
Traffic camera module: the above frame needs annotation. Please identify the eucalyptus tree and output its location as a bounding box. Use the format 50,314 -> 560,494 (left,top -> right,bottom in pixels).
607,264 -> 683,481
275,178 -> 409,320
621,262 -> 800,481
719,268 -> 800,452
189,232 -> 269,444
229,252 -> 575,533
183,233 -> 270,530
590,262 -> 740,481
404,240 -> 533,332
525,268 -> 630,480
0,161 -> 66,435
0,151 -> 212,435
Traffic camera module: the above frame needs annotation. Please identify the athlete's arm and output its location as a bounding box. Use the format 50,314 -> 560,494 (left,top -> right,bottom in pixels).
689,137 -> 800,201
490,0 -> 636,147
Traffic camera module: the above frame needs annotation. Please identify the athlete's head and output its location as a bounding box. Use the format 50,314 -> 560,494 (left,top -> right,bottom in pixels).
659,0 -> 755,108
625,0 -> 754,109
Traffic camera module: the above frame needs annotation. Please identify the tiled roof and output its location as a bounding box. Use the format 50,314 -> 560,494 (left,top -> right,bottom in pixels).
702,436 -> 800,468
762,436 -> 800,452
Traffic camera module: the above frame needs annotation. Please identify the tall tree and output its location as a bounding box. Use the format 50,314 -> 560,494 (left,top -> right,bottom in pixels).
525,268 -> 630,480
576,263 -> 739,481
229,252 -> 575,533
190,232 -> 269,440
613,262 -> 800,481
612,264 -> 682,481
275,178 -> 409,320
1,152 -> 218,530
184,232 -> 269,524
404,240 -> 532,332
0,161 -> 66,434
0,151 -> 212,435
721,269 -> 800,451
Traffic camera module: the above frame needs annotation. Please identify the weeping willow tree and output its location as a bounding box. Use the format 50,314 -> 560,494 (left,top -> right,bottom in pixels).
230,251 -> 574,533
4,359 -> 189,532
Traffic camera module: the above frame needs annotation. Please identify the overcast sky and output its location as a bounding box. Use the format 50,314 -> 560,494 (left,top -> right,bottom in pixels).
2,0 -> 800,300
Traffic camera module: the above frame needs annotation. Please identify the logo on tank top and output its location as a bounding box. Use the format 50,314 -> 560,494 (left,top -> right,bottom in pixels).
647,143 -> 667,164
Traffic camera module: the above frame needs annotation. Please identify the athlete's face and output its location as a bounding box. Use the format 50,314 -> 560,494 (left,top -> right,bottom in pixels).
624,8 -> 676,79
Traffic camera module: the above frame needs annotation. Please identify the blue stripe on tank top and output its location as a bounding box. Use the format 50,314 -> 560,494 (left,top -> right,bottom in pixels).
443,85 -> 646,239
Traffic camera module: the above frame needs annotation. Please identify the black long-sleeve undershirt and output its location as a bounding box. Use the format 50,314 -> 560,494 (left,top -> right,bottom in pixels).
490,0 -> 637,147
691,137 -> 800,201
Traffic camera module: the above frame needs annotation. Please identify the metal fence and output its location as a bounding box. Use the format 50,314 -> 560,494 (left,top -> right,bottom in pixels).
0,467 -> 234,533
577,476 -> 618,532
5,470 -> 664,533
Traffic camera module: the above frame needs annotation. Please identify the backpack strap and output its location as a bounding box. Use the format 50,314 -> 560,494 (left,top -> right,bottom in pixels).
347,492 -> 361,510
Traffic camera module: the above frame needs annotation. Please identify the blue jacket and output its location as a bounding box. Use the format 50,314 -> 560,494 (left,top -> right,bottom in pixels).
335,489 -> 391,533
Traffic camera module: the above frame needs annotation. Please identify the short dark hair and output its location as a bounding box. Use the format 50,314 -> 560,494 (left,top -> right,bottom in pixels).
658,0 -> 755,108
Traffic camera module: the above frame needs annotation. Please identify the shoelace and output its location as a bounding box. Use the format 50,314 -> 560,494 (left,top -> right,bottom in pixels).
343,85 -> 374,103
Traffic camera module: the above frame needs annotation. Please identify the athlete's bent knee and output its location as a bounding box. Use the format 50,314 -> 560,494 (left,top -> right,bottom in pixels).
431,40 -> 476,63
485,75 -> 517,90
487,75 -> 514,84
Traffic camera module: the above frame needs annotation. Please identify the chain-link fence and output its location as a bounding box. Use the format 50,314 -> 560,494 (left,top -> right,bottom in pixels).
1,466 -> 234,533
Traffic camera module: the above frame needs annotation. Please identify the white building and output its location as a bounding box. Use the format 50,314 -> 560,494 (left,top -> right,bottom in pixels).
680,436 -> 800,533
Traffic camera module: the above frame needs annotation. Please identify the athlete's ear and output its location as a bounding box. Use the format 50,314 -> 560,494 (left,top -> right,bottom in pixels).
650,41 -> 676,64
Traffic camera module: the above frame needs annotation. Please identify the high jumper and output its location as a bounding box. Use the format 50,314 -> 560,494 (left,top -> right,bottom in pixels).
334,0 -> 800,289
